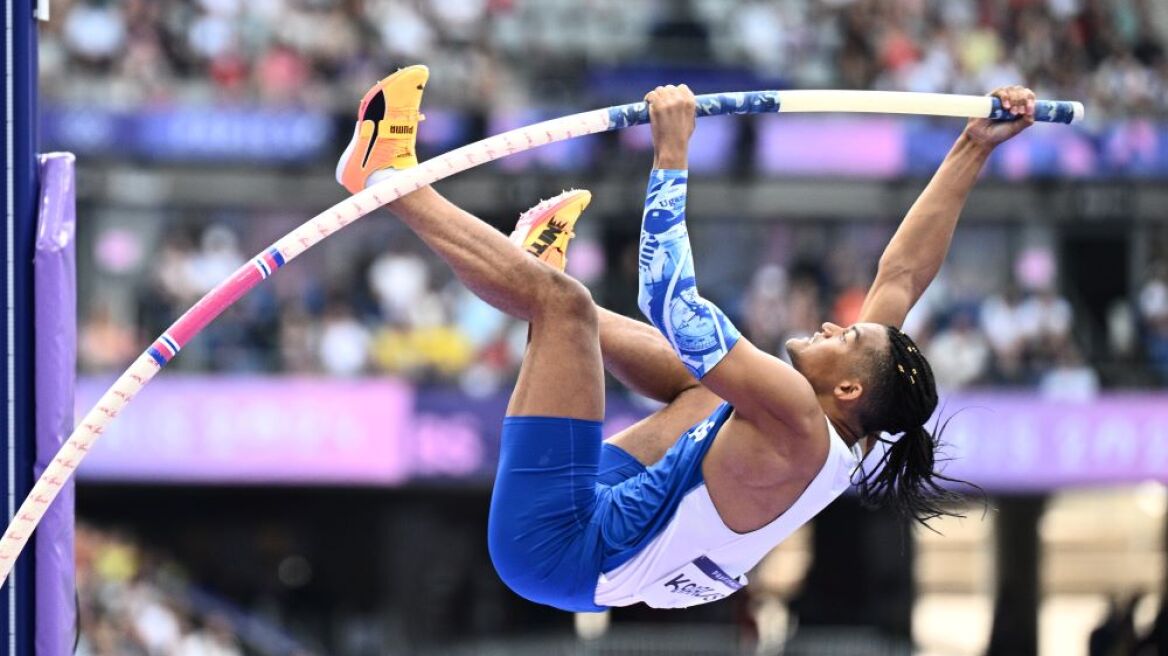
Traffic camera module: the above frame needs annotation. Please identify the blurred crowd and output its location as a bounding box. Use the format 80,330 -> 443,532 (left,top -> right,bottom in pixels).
76,524 -> 244,656
76,215 -> 1168,396
45,0 -> 1168,393
743,264 -> 1101,399
737,232 -> 1166,396
81,218 -> 536,395
38,0 -> 1168,120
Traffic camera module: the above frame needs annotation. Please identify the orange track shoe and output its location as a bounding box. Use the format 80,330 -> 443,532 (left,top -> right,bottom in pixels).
336,65 -> 428,194
509,189 -> 592,272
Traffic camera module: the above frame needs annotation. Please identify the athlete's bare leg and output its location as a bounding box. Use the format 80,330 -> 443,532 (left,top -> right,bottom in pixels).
387,186 -> 719,463
341,68 -> 702,445
389,187 -> 603,420
597,308 -> 698,403
595,308 -> 723,463
604,385 -> 722,464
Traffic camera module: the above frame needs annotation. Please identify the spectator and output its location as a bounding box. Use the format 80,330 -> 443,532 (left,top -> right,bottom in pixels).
129,587 -> 183,655
278,308 -> 320,375
188,225 -> 245,295
925,309 -> 991,390
743,264 -> 789,356
1019,286 -> 1074,344
79,303 -> 139,373
1039,339 -> 1101,401
980,285 -> 1030,384
1139,261 -> 1168,381
367,248 -> 439,328
62,1 -> 127,66
317,300 -> 371,376
177,615 -> 243,656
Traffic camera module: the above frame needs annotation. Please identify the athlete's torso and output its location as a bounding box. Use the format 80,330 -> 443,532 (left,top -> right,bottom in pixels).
703,410 -> 832,532
606,386 -> 841,533
595,400 -> 860,609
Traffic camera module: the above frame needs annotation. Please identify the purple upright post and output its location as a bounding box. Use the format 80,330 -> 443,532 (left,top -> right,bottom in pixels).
33,153 -> 78,654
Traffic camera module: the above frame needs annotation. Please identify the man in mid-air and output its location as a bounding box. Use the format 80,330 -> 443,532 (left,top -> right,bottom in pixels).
336,66 -> 1035,611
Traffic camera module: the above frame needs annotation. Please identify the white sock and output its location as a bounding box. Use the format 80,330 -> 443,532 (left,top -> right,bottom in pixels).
366,168 -> 400,189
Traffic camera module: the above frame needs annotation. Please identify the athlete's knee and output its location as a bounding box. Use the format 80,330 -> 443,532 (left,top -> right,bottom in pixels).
487,509 -> 551,602
536,270 -> 596,324
487,505 -> 594,610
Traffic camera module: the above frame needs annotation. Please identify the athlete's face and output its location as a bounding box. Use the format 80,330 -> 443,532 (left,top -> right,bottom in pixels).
786,322 -> 888,396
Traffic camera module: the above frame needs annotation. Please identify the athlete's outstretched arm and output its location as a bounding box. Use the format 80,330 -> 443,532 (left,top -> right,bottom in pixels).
858,85 -> 1036,328
637,85 -> 817,427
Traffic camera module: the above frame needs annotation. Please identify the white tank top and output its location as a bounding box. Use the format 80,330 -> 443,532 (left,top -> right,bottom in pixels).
593,420 -> 860,609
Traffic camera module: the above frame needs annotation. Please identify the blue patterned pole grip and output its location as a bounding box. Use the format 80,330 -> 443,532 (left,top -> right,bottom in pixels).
987,97 -> 1083,124
608,91 -> 782,129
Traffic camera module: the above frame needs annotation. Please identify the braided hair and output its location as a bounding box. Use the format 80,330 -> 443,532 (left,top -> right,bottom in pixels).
852,326 -> 981,529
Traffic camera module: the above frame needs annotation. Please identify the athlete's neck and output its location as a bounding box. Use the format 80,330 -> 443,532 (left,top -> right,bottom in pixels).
824,409 -> 865,449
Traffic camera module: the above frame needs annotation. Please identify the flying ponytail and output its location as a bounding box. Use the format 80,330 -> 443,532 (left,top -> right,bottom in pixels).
853,327 -> 983,528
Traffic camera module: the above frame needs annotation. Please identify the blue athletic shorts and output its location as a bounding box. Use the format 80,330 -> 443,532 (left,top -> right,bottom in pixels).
487,404 -> 731,612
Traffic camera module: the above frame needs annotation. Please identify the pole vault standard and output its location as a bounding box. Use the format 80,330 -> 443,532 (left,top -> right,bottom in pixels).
0,89 -> 1084,585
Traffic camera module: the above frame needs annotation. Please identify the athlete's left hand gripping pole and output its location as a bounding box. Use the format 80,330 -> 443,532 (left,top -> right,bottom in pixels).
0,90 -> 1084,585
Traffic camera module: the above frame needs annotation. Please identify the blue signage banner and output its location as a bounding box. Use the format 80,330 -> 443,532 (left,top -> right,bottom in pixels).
41,107 -> 333,162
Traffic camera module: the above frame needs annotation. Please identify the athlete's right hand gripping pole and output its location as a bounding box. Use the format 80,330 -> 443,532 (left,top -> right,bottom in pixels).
637,169 -> 741,379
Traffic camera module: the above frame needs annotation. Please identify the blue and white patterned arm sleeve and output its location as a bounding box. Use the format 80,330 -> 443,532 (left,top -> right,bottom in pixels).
637,169 -> 741,379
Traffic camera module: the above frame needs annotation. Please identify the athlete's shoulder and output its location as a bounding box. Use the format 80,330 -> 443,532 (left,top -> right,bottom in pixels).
737,367 -> 823,442
718,400 -> 829,484
702,338 -> 820,431
714,375 -> 821,442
